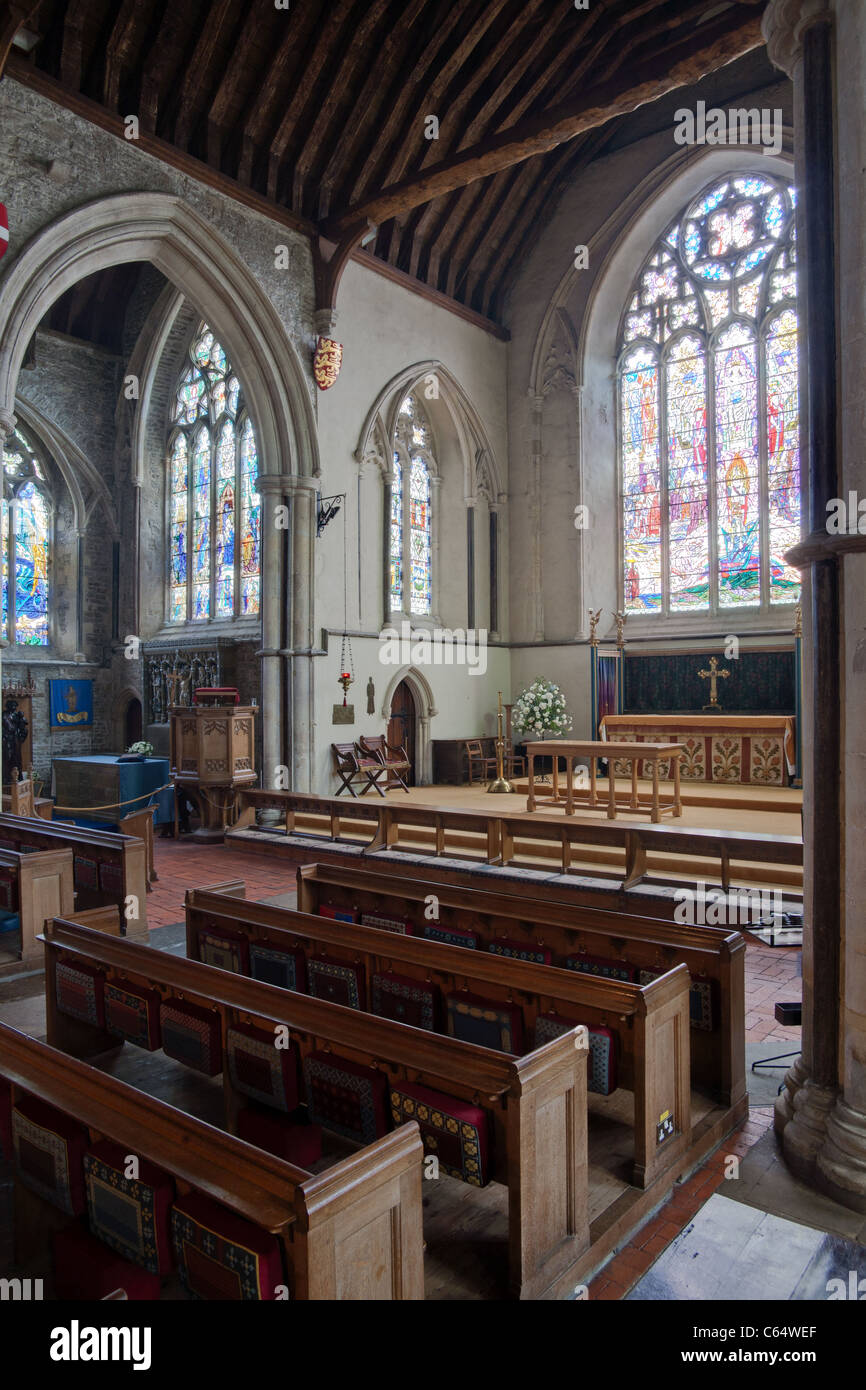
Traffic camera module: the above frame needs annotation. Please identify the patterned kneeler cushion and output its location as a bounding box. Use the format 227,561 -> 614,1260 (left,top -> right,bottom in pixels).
371,971 -> 438,1031
198,925 -> 250,974
249,941 -> 306,993
445,992 -> 524,1054
390,1081 -> 490,1186
534,1013 -> 618,1096
73,856 -> 99,891
171,1191 -> 283,1300
318,903 -> 358,924
422,922 -> 478,950
12,1095 -> 88,1214
640,968 -> 716,1031
566,953 -> 636,983
360,911 -> 414,936
227,1023 -> 299,1112
303,1051 -> 388,1145
487,938 -> 552,965
160,999 -> 222,1076
56,960 -> 106,1028
84,1138 -> 175,1275
104,980 -> 162,1050
99,862 -> 125,898
307,957 -> 365,1010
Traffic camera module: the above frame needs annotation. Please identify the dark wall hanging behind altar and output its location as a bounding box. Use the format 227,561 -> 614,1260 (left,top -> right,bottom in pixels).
624,649 -> 795,715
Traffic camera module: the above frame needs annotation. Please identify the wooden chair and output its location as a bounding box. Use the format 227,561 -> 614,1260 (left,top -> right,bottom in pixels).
359,734 -> 411,792
504,742 -> 526,778
464,739 -> 497,785
332,742 -> 387,798
9,769 -> 35,818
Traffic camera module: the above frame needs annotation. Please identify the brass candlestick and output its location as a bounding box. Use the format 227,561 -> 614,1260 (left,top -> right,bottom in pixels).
487,691 -> 514,794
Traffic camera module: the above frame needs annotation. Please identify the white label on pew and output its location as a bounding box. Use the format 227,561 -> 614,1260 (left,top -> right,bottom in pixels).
424,895 -> 439,920
124,895 -> 139,922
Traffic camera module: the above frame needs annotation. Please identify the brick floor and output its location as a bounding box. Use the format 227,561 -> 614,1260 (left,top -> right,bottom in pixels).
148,837 -> 301,928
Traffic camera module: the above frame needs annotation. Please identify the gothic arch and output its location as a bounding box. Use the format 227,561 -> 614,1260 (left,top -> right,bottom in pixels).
12,396 -> 119,538
378,663 -> 438,785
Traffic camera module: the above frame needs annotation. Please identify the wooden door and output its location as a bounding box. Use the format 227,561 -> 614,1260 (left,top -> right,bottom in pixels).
388,681 -> 415,785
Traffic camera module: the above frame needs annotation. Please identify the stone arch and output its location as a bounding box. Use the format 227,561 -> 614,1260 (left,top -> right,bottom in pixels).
13,396 -> 119,537
378,663 -> 437,785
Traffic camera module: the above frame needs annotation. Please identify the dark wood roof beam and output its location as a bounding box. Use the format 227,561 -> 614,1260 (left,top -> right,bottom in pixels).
137,2 -> 198,136
102,0 -> 150,109
172,0 -> 241,153
58,0 -> 90,89
235,15 -> 315,187
204,9 -> 267,170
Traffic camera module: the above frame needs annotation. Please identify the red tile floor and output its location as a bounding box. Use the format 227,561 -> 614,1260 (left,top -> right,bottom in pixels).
150,837 -> 803,1300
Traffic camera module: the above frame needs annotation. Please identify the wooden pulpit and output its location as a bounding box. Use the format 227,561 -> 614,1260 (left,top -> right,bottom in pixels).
169,697 -> 257,841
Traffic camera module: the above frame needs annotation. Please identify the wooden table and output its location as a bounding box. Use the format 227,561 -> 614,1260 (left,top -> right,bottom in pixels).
525,740 -> 684,823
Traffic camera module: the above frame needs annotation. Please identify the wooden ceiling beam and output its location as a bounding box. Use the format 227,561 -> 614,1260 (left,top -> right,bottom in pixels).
172,0 -> 240,152
138,1 -> 198,135
236,7 -> 319,187
205,5 -> 269,168
102,0 -> 151,109
324,8 -> 764,239
58,0 -> 90,89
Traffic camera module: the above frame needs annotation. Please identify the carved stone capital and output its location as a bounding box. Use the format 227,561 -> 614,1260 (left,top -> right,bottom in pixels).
313,307 -> 339,338
0,409 -> 17,441
762,0 -> 831,76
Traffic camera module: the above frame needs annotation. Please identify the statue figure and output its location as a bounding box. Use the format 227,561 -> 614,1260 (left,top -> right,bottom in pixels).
588,609 -> 603,644
178,663 -> 192,707
366,676 -> 375,715
151,661 -> 165,723
2,697 -> 28,782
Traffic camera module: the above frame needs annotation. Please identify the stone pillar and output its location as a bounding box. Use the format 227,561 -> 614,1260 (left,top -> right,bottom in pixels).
256,475 -> 286,789
289,478 -> 316,791
765,0 -> 866,1210
528,392 -> 545,642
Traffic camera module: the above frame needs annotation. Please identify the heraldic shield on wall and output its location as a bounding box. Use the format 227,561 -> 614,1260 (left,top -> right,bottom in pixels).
313,337 -> 343,390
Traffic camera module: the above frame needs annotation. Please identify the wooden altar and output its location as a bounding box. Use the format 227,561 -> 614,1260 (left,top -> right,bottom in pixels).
599,714 -> 796,786
169,700 -> 257,841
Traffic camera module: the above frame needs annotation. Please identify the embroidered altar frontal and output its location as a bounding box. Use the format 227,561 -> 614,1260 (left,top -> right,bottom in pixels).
390,1081 -> 490,1186
600,714 -> 796,785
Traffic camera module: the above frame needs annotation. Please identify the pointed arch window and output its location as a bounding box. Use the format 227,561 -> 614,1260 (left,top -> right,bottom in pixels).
2,425 -> 50,646
390,392 -> 434,615
617,174 -> 801,615
168,325 -> 261,623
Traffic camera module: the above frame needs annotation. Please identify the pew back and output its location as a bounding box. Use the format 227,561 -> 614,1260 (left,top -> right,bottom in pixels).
0,846 -> 74,966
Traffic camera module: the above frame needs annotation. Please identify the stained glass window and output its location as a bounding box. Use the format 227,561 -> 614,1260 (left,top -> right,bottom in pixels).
168,324 -> 260,622
390,392 -> 434,616
1,426 -> 50,646
618,174 -> 800,614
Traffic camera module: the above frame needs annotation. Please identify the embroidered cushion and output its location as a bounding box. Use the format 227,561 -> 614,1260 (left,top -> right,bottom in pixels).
486,938 -> 552,965
53,1222 -> 162,1300
84,1138 -> 175,1275
303,1051 -> 388,1145
534,1013 -> 618,1096
99,861 -> 125,897
227,1022 -> 299,1112
56,960 -> 106,1028
237,1107 -> 322,1168
12,1095 -> 88,1215
318,903 -> 358,924
360,911 -> 414,936
73,856 -> 99,891
390,1080 -> 490,1186
371,971 -> 438,1031
690,978 -> 715,1031
307,957 -> 365,1010
104,980 -> 162,1050
566,953 -> 636,983
445,992 -> 524,1054
249,941 -> 306,993
422,922 -> 478,950
171,1191 -> 284,1300
198,925 -> 250,975
160,999 -> 222,1076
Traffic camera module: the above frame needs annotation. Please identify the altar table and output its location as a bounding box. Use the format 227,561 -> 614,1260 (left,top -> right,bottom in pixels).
51,756 -> 174,827
599,714 -> 796,786
525,740 -> 683,823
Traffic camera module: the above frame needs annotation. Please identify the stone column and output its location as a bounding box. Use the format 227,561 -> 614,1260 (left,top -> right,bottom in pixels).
528,392 -> 545,642
289,477 -> 317,791
765,0 -> 866,1210
256,475 -> 286,789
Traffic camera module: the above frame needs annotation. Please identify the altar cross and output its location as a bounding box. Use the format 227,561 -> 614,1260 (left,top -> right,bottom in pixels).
698,656 -> 730,710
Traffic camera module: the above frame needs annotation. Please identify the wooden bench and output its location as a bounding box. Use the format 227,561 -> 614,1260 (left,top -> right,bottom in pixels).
0,814 -> 147,940
0,845 -> 74,969
295,860 -> 746,1112
186,883 -> 692,1190
0,1020 -> 424,1300
41,916 -> 591,1301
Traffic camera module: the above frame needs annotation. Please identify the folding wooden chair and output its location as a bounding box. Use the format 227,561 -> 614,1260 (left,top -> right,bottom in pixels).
359,734 -> 412,792
332,742 -> 387,797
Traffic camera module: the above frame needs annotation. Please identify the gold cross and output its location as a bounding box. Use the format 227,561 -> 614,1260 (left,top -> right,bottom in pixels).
698,656 -> 730,709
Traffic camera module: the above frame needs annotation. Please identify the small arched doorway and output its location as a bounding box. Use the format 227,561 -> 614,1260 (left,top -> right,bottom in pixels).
124,697 -> 143,748
388,680 -> 416,786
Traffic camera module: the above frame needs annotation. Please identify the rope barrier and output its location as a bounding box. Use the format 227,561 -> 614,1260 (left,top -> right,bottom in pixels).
51,783 -> 175,814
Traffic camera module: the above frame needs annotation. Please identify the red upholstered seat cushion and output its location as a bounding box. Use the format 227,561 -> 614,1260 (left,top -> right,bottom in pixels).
12,1094 -> 88,1215
307,956 -> 365,1010
53,1221 -> 162,1300
84,1138 -> 175,1275
55,960 -> 106,1029
226,1022 -> 299,1112
390,1080 -> 491,1186
237,1107 -> 322,1168
318,903 -> 358,924
160,998 -> 222,1076
197,925 -> 250,974
171,1191 -> 284,1300
104,980 -> 162,1050
303,1050 -> 388,1145
445,991 -> 524,1054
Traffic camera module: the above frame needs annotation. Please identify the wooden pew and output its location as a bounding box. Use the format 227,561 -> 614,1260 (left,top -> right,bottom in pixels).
295,861 -> 746,1112
40,917 -> 590,1301
0,814 -> 147,940
0,845 -> 74,969
186,885 -> 692,1190
0,1020 -> 424,1300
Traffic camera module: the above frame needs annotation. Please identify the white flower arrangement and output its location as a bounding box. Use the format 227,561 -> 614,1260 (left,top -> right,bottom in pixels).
511,679 -> 573,739
126,741 -> 155,758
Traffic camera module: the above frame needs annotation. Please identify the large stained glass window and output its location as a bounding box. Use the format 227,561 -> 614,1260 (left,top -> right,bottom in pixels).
168,325 -> 260,623
2,426 -> 50,646
390,392 -> 434,616
618,174 -> 800,615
